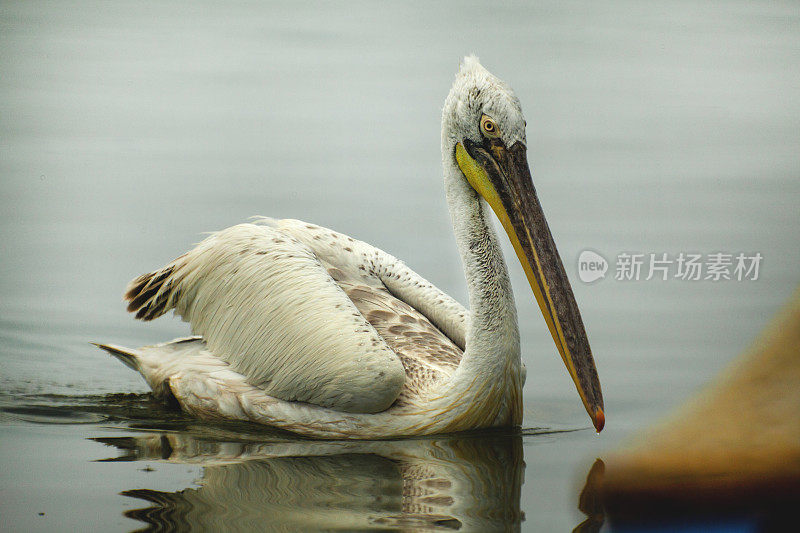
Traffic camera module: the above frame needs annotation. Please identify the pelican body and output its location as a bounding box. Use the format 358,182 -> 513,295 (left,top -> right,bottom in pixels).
98,57 -> 604,438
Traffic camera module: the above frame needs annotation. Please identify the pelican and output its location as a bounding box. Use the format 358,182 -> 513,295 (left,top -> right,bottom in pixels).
96,57 -> 604,438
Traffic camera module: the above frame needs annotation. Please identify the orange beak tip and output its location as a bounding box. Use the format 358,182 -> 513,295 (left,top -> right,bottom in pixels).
593,408 -> 605,433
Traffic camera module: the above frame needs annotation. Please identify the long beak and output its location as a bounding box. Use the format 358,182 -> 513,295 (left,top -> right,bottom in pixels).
456,138 -> 605,432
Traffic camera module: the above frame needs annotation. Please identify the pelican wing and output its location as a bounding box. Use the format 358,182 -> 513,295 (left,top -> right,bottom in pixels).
125,223 -> 406,414
124,221 -> 468,414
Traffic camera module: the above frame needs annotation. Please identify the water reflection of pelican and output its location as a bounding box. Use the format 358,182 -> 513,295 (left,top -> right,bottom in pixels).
96,430 -> 526,531
95,56 -> 603,438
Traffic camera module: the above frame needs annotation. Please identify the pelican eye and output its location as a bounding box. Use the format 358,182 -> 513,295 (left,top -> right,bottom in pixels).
480,115 -> 501,138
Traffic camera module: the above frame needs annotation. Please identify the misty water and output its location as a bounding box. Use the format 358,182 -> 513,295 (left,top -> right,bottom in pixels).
2,1 -> 799,531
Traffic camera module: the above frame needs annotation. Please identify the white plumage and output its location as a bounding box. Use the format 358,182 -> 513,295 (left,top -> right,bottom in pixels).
123,219 -> 468,415
98,56 -> 605,438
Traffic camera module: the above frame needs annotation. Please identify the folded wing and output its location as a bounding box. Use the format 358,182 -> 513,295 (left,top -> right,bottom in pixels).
124,223 -> 406,413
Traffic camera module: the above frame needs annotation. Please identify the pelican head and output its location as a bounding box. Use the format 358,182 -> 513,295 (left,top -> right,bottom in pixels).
443,56 -> 605,432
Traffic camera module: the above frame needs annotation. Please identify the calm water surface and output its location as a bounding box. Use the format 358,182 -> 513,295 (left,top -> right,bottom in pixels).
2,1 -> 799,531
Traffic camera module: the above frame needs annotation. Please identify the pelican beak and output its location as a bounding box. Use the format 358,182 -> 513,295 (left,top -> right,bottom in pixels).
456,139 -> 605,432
